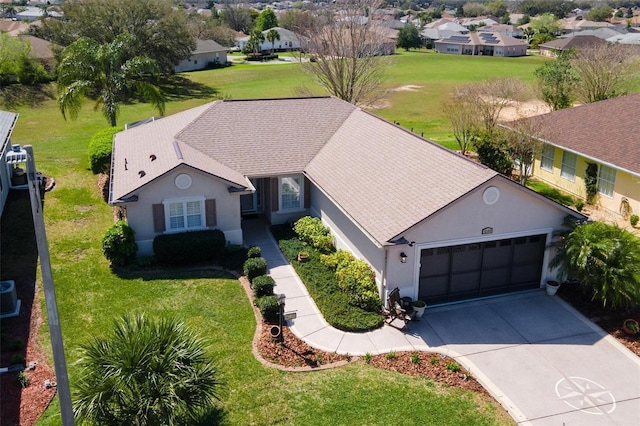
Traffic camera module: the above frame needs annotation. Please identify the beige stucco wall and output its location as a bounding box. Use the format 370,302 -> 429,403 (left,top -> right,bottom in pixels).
533,148 -> 640,217
124,165 -> 243,255
310,185 -> 386,294
386,177 -> 571,300
310,177 -> 573,303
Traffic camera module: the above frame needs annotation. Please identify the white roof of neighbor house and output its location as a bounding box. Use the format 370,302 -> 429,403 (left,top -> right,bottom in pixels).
607,33 -> 640,44
111,97 -> 500,245
238,27 -> 307,44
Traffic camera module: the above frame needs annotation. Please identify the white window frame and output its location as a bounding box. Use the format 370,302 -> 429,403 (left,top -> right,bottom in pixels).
540,144 -> 555,172
278,175 -> 304,212
597,165 -> 616,198
163,196 -> 205,233
560,151 -> 577,181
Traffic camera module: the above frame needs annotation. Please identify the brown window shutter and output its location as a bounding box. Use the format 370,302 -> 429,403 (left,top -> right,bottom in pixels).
152,204 -> 165,232
304,177 -> 311,208
205,199 -> 217,227
271,178 -> 278,211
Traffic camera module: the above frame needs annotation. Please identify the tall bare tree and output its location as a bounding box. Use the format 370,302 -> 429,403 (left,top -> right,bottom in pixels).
301,0 -> 391,106
500,116 -> 544,185
442,90 -> 479,156
457,77 -> 530,133
571,44 -> 640,104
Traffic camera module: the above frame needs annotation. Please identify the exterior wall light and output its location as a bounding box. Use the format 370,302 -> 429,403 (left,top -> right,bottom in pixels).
400,252 -> 408,263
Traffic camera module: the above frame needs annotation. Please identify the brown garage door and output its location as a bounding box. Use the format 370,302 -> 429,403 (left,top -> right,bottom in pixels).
418,234 -> 546,305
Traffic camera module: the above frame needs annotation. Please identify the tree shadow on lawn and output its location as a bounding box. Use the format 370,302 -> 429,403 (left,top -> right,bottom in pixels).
0,83 -> 56,109
156,75 -> 221,102
112,265 -> 237,282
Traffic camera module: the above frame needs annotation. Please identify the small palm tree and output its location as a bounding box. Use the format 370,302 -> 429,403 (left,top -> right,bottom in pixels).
73,314 -> 220,425
57,33 -> 165,127
266,28 -> 280,54
550,220 -> 640,309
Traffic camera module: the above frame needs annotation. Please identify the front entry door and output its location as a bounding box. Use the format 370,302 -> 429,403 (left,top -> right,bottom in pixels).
241,178 -> 262,214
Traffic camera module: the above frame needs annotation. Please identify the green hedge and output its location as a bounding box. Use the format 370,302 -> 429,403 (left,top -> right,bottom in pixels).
257,295 -> 279,323
243,257 -> 267,282
88,126 -> 122,174
293,216 -> 334,253
252,275 -> 275,298
153,229 -> 226,265
247,246 -> 262,258
102,221 -> 138,266
274,228 -> 383,332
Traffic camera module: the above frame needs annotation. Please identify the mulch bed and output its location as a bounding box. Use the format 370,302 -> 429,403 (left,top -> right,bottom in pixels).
0,283 -> 57,426
557,283 -> 640,357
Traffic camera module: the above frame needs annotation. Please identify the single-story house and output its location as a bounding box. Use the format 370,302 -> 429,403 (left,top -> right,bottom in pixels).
237,27 -> 307,53
523,94 -> 640,218
0,110 -> 19,216
538,35 -> 607,57
19,35 -> 56,69
434,32 -> 528,57
607,33 -> 640,45
560,16 -> 615,34
174,39 -> 228,73
479,24 -> 523,38
109,97 -> 581,305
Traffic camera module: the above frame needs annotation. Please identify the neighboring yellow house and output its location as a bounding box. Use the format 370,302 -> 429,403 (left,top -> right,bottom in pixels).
526,94 -> 640,218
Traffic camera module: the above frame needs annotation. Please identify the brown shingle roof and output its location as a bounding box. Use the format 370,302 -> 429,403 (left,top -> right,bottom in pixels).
112,97 -> 499,245
175,97 -> 356,176
111,103 -> 252,202
524,93 -> 640,176
306,109 -> 497,244
539,35 -> 606,51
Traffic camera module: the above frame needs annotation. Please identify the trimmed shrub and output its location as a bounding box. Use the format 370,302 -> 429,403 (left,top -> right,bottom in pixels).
252,275 -> 275,298
153,229 -> 225,265
321,250 -> 354,271
247,246 -> 262,258
219,244 -> 248,271
293,216 -> 334,253
243,257 -> 267,282
102,221 -> 138,266
631,215 -> 639,227
257,295 -> 279,323
16,371 -> 30,388
88,127 -> 123,174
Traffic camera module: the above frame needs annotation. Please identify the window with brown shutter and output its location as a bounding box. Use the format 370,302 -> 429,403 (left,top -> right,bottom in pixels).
152,204 -> 165,232
205,199 -> 217,227
304,177 -> 311,208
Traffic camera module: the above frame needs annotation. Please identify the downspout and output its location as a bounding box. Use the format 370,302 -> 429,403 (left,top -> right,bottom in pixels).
381,246 -> 389,304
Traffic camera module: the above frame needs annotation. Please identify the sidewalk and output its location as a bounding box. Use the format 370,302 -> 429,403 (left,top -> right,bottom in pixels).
242,218 -> 640,426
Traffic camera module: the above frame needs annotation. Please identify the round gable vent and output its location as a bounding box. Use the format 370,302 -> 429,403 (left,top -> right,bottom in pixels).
175,173 -> 192,190
483,186 -> 500,205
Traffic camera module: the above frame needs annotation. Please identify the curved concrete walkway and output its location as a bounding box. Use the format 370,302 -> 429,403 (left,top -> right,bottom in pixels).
243,219 -> 640,426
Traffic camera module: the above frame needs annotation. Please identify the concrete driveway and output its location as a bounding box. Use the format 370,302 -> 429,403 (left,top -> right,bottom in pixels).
416,292 -> 640,425
244,220 -> 640,425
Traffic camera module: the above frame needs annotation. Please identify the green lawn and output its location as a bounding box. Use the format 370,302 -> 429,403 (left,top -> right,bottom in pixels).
1,50 -> 567,425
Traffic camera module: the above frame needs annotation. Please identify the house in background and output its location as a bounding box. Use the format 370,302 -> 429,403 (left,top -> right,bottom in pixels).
538,35 -> 606,57
174,39 -> 228,73
479,24 -> 523,38
434,32 -> 528,56
237,27 -> 307,53
109,97 -> 581,305
525,94 -> 640,218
